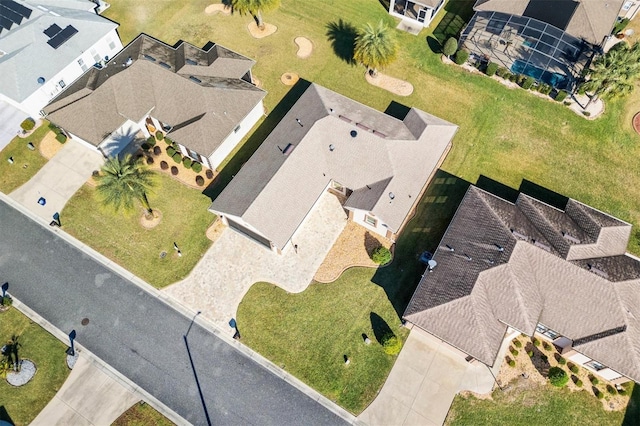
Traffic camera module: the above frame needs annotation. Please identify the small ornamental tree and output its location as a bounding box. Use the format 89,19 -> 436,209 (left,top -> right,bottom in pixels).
20,118 -> 35,131
443,37 -> 458,59
371,246 -> 392,265
192,162 -> 203,173
548,367 -> 569,387
381,332 -> 402,355
485,62 -> 498,76
454,49 -> 469,65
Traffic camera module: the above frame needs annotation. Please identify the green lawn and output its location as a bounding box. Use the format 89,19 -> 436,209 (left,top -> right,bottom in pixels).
0,307 -> 70,426
445,381 -> 636,425
0,122 -> 54,194
237,171 -> 470,414
112,401 -> 175,426
61,173 -> 214,288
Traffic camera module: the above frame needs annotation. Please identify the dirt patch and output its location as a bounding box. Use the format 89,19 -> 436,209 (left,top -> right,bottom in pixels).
252,76 -> 262,88
294,37 -> 313,58
140,209 -> 162,229
248,22 -> 277,39
204,3 -> 230,15
281,72 -> 299,86
365,72 -> 413,96
314,221 -> 393,283
38,131 -> 64,159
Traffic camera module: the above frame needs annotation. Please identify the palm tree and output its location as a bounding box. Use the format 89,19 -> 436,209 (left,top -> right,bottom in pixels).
229,0 -> 280,30
354,21 -> 398,77
581,42 -> 640,108
95,154 -> 156,215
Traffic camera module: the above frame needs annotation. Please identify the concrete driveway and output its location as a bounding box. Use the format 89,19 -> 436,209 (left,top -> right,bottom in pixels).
10,139 -> 103,221
164,191 -> 347,330
0,101 -> 27,151
359,328 -> 515,426
31,355 -> 139,426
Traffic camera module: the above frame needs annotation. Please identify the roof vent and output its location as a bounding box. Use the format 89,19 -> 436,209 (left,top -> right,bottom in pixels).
37,77 -> 45,84
350,130 -> 357,138
588,264 -> 609,279
511,229 -> 529,241
533,240 -> 551,252
124,56 -> 133,67
464,253 -> 472,261
283,143 -> 294,155
562,232 -> 581,244
185,58 -> 197,65
189,76 -> 202,84
445,244 -> 454,252
159,62 -> 171,69
494,244 -> 504,252
427,259 -> 437,271
389,192 -> 395,200
329,144 -> 335,152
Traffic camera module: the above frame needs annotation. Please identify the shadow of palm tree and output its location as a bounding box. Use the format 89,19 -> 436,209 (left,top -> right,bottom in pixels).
0,406 -> 14,425
326,19 -> 358,64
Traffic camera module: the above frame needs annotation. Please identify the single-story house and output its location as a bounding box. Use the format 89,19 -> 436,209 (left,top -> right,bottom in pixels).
209,83 -> 458,253
0,0 -> 122,117
405,184 -> 640,384
459,0 -> 629,90
43,33 -> 266,168
388,0 -> 446,28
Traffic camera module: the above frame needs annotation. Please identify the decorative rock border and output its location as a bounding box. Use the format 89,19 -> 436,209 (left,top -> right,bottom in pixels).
633,112 -> 640,135
6,359 -> 36,386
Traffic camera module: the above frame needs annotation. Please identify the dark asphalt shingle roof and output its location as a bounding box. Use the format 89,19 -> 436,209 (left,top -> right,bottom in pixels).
405,185 -> 640,381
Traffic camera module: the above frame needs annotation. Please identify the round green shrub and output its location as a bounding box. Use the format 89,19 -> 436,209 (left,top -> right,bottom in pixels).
20,118 -> 36,131
513,340 -> 522,348
510,348 -> 519,356
146,136 -> 156,147
555,90 -> 569,102
597,390 -> 605,399
172,152 -> 182,163
521,76 -> 535,90
371,246 -> 392,265
543,341 -> 552,351
155,130 -> 164,140
55,133 -> 67,143
607,385 -> 617,395
191,162 -> 203,173
583,111 -> 591,117
533,338 -> 540,346
508,359 -> 516,367
485,62 -> 498,76
619,388 -> 628,396
453,49 -> 469,65
558,357 -> 566,365
182,157 -> 193,168
166,146 -> 176,157
527,350 -> 534,357
443,37 -> 458,58
570,364 -> 579,374
576,379 -> 583,387
496,66 -> 509,78
548,367 -> 568,387
590,375 -> 600,385
381,332 -> 402,355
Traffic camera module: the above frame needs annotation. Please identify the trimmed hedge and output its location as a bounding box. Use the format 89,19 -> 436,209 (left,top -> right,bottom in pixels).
166,146 -> 176,157
146,136 -> 156,147
453,49 -> 469,65
513,340 -> 522,348
555,90 -> 569,102
20,118 -> 36,131
155,130 -> 164,140
508,359 -> 516,367
381,332 -> 402,355
182,157 -> 193,169
485,62 -> 498,76
372,246 -> 392,265
589,375 -> 599,385
443,37 -> 458,58
570,364 -> 579,374
576,379 -> 583,387
521,76 -> 535,90
510,347 -> 519,356
55,133 -> 67,143
607,384 -> 618,395
548,367 -> 568,387
558,357 -> 566,365
172,152 -> 182,163
191,162 -> 203,173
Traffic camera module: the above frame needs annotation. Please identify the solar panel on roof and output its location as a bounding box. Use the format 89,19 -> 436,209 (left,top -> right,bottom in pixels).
0,15 -> 13,31
0,0 -> 32,19
47,25 -> 78,49
43,23 -> 61,38
0,3 -> 24,24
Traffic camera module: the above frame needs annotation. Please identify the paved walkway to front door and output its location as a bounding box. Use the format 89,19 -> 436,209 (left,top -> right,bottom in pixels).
10,139 -> 103,221
163,191 -> 347,331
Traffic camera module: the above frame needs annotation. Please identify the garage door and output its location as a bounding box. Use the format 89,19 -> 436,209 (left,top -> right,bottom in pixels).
226,218 -> 272,249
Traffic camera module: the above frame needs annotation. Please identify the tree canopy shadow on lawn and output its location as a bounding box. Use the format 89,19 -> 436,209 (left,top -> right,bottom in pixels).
326,19 -> 358,64
0,406 -> 14,425
202,79 -> 312,201
370,312 -> 394,343
623,382 -> 640,426
370,169 -> 471,318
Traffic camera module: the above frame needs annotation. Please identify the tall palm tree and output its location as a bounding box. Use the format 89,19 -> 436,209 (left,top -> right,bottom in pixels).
230,0 -> 280,30
95,154 -> 156,215
354,21 -> 398,77
581,42 -> 640,108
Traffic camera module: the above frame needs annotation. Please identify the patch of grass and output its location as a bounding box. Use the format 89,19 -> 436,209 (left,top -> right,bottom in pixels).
112,401 -> 175,426
61,173 -> 214,288
0,307 -> 70,426
0,122 -> 53,194
446,382 -> 625,425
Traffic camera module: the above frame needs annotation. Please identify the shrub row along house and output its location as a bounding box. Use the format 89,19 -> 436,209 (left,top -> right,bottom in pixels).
0,0 -> 121,117
210,83 -> 458,254
43,33 -> 265,169
459,0 -> 640,91
405,185 -> 640,385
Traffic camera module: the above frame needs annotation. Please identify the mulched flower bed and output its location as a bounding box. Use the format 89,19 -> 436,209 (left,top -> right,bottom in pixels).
633,112 -> 640,135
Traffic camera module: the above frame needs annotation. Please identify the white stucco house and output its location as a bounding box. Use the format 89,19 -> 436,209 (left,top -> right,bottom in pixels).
43,34 -> 266,169
0,0 -> 122,118
210,83 -> 457,254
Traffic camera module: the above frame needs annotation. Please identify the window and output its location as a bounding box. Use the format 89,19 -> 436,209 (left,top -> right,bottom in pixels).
91,48 -> 101,64
365,215 -> 377,227
332,181 -> 345,193
586,360 -> 605,371
58,79 -> 66,88
536,323 -> 560,340
107,36 -> 116,50
188,149 -> 200,162
77,58 -> 87,72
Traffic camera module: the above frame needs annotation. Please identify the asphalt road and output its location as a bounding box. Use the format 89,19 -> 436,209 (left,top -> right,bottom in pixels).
0,200 -> 346,425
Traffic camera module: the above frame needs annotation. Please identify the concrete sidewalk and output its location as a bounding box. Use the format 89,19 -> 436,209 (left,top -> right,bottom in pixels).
31,355 -> 139,426
10,139 -> 103,221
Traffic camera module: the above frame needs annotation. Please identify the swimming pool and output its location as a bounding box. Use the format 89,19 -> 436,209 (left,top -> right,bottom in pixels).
511,59 -> 567,88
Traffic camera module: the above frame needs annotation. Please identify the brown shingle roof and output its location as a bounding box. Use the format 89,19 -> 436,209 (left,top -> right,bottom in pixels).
405,185 -> 640,381
44,34 -> 265,158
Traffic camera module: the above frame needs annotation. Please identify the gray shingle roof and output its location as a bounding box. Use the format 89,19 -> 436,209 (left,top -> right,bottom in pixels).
209,83 -> 458,249
473,0 -> 624,45
0,0 -> 118,103
44,34 -> 265,157
405,185 -> 640,382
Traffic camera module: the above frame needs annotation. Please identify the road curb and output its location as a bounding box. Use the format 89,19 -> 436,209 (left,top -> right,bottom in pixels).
0,192 -> 357,424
